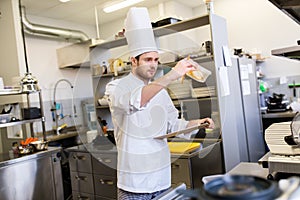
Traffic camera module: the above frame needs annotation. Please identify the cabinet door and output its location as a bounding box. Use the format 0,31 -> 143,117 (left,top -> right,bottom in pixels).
95,195 -> 115,200
72,191 -> 95,200
92,153 -> 117,176
0,155 -> 58,200
69,152 -> 92,173
71,171 -> 94,194
94,174 -> 117,199
171,158 -> 192,188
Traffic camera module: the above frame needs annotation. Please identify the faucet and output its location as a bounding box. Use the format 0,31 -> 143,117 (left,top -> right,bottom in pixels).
52,79 -> 77,134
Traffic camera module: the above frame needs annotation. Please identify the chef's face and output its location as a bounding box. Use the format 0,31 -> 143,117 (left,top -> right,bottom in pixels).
131,51 -> 159,83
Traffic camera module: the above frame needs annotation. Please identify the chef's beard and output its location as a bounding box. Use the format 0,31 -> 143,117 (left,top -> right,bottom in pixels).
135,63 -> 157,81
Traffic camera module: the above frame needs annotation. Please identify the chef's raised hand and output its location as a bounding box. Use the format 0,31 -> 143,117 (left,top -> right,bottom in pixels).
144,58 -> 199,106
171,58 -> 196,79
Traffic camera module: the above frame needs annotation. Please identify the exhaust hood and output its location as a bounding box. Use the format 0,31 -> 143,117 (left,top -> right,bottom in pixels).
269,0 -> 300,60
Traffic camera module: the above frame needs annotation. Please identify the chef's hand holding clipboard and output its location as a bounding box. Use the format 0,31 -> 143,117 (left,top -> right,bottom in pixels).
154,118 -> 214,139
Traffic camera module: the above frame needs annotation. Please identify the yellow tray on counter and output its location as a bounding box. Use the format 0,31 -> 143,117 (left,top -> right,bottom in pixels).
168,142 -> 201,154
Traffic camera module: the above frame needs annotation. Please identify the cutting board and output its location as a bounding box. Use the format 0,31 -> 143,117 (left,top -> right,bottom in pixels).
168,142 -> 201,153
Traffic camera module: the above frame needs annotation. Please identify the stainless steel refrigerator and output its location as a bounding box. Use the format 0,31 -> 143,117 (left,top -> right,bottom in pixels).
217,56 -> 266,171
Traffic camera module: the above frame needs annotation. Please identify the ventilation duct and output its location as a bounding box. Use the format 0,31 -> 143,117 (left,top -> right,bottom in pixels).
21,6 -> 89,42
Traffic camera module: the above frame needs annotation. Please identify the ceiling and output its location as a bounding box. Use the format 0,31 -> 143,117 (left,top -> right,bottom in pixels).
21,0 -> 204,26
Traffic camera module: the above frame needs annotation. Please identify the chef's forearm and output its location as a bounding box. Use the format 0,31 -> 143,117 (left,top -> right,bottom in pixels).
153,69 -> 180,88
140,69 -> 180,107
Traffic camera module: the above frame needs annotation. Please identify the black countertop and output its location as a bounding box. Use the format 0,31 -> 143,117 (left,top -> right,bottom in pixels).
262,110 -> 297,119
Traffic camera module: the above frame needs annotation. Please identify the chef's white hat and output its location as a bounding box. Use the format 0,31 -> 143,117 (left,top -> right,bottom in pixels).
124,7 -> 158,57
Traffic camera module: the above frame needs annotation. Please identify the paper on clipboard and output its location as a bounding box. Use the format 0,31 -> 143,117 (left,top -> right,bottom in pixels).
154,123 -> 209,139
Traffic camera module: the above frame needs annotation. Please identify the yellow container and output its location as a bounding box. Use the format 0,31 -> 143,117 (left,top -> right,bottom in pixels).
168,142 -> 201,154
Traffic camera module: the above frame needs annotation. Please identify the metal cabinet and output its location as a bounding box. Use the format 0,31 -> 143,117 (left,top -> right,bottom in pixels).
92,153 -> 117,199
171,142 -> 223,189
171,158 -> 192,188
68,147 -> 117,200
69,151 -> 93,172
71,171 -> 95,194
69,152 -> 94,199
0,147 -> 63,200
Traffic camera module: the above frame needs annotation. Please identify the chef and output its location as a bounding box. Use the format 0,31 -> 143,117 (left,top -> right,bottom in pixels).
105,7 -> 214,200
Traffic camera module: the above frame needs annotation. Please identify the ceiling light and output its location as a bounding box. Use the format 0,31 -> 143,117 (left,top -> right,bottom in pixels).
103,0 -> 144,13
59,0 -> 71,3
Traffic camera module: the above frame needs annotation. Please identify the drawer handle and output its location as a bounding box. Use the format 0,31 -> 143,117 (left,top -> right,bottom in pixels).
75,175 -> 87,181
98,158 -> 112,163
103,158 -> 112,163
77,195 -> 90,200
171,163 -> 180,169
73,155 -> 86,160
99,179 -> 114,185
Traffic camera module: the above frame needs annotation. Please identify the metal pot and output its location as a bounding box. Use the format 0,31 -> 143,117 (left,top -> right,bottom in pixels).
30,141 -> 48,151
202,175 -> 280,200
177,175 -> 281,200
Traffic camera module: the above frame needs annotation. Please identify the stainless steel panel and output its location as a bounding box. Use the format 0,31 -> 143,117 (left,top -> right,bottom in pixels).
56,40 -> 91,68
71,171 -> 94,194
190,142 -> 224,188
0,151 -> 62,200
237,58 -> 265,162
72,191 -> 95,200
92,153 -> 117,176
93,174 -> 117,199
171,158 -> 191,188
52,152 -> 64,199
69,152 -> 92,173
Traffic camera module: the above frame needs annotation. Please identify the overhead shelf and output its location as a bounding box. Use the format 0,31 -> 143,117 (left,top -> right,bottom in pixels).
0,118 -> 42,128
271,45 -> 300,60
268,0 -> 300,25
268,0 -> 300,60
90,15 -> 210,49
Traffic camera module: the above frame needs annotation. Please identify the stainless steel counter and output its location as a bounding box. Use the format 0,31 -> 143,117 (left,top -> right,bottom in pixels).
228,162 -> 268,178
0,146 -> 61,167
0,147 -> 64,200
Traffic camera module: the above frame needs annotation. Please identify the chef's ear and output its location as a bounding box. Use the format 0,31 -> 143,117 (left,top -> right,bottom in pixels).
131,56 -> 138,65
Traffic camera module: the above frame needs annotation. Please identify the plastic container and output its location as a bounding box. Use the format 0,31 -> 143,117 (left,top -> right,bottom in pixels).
0,114 -> 11,123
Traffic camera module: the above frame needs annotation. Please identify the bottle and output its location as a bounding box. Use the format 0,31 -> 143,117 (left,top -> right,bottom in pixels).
89,111 -> 97,130
101,120 -> 108,134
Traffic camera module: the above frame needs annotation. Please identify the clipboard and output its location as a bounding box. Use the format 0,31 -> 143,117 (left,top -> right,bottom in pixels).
154,122 -> 209,139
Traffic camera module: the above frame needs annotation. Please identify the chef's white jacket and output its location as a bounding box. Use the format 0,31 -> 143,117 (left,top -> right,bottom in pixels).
105,73 -> 193,193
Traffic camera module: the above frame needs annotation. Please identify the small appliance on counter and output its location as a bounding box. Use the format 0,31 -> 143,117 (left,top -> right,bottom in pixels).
266,93 -> 289,112
263,112 -> 300,180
